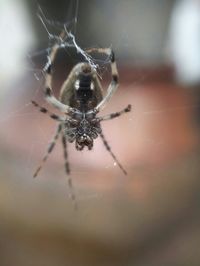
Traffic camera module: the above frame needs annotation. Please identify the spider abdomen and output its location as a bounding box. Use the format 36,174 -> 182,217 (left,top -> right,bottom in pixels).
59,63 -> 103,111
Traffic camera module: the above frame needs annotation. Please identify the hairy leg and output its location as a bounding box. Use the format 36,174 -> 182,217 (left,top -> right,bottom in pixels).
33,124 -> 62,177
99,130 -> 127,175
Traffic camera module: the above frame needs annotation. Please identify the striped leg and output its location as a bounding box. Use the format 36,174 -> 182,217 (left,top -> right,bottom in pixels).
86,48 -> 119,112
61,131 -> 77,209
99,104 -> 131,122
31,100 -> 65,122
33,124 -> 62,178
43,30 -> 76,114
100,131 -> 127,175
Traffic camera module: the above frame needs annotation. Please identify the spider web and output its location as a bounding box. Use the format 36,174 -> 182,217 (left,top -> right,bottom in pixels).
0,0 -> 116,128
0,0 -> 113,120
3,0 -> 198,206
28,2 -> 112,85
0,0 -> 115,203
0,3 -> 200,262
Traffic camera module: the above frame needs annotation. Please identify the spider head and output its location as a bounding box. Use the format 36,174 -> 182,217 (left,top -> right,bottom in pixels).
76,133 -> 93,150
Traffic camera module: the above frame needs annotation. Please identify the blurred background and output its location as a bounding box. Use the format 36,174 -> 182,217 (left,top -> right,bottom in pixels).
0,0 -> 200,265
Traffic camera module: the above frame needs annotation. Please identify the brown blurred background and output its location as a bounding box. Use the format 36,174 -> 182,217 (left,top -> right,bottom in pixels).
0,0 -> 200,265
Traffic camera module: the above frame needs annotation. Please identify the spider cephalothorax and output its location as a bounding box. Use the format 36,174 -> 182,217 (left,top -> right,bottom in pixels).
64,114 -> 101,150
31,30 -> 131,207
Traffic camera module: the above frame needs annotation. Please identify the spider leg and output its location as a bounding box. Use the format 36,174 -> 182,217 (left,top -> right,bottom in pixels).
61,130 -> 78,210
99,104 -> 131,122
33,124 -> 62,178
43,30 -> 77,114
31,101 -> 65,122
86,48 -> 119,112
99,130 -> 127,175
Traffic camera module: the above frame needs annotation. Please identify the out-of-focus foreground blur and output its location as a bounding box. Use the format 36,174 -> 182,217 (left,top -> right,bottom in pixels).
0,1 -> 200,265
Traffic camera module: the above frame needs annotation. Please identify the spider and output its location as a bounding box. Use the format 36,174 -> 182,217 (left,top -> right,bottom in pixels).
32,31 -> 131,205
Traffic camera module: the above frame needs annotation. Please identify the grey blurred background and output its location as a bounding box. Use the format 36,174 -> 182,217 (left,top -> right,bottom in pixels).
0,0 -> 200,266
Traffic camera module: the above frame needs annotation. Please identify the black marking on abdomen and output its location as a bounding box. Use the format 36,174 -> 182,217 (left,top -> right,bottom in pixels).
76,74 -> 94,110
79,74 -> 92,89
